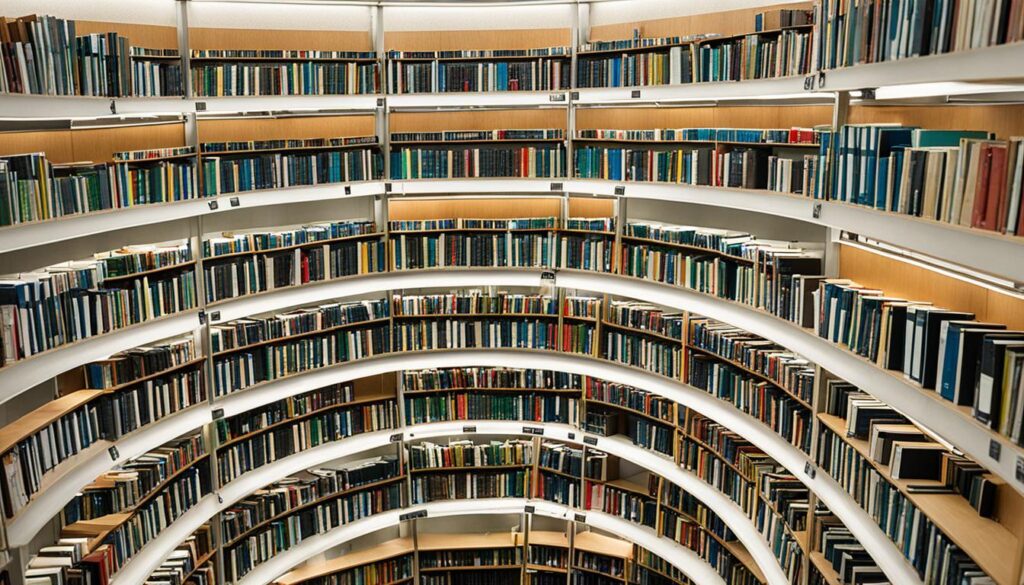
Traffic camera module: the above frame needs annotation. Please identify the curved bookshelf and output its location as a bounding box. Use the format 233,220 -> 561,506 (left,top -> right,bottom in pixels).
0,311 -> 201,408
4,179 -> 1020,284
105,421 -> 775,585
5,402 -> 212,547
232,500 -> 724,585
205,348 -> 920,584
205,267 -> 1024,493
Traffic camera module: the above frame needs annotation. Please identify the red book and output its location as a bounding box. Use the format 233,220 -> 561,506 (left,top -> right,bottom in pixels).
982,144 -> 1008,231
971,145 -> 994,229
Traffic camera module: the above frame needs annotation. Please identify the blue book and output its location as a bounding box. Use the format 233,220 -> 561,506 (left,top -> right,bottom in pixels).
938,321 -> 1005,401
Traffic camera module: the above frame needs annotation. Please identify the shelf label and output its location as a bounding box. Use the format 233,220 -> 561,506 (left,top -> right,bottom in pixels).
1017,457 -> 1024,484
803,76 -> 815,91
212,408 -> 225,420
631,90 -> 641,99
400,510 -> 428,521
804,461 -> 816,479
812,202 -> 822,219
583,436 -> 598,446
345,185 -> 352,195
550,182 -> 564,191
208,200 -> 219,211
108,446 -> 120,461
567,432 -> 575,440
990,439 -> 1002,461
522,426 -> 544,436
229,197 -> 240,208
525,505 -> 536,514
549,93 -> 566,102
574,513 -> 586,523
817,71 -> 827,89
390,433 -> 403,442
384,182 -> 393,193
195,101 -> 207,112
209,311 -> 221,322
376,98 -> 385,107
198,311 -> 207,325
570,91 -> 579,101
462,425 -> 477,433
614,185 -> 626,196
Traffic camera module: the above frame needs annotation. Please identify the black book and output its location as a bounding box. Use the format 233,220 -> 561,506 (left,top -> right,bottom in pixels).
920,310 -> 974,389
975,336 -> 1024,425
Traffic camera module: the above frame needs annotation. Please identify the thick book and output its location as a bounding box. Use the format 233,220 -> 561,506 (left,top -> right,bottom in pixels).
937,321 -> 1006,404
889,441 -> 946,480
975,336 -> 1024,426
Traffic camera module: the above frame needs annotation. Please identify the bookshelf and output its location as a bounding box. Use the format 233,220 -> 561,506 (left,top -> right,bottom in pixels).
5,2 -> 1024,585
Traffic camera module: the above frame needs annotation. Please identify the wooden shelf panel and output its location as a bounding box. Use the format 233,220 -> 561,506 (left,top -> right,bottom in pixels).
385,29 -> 571,53
417,532 -> 521,550
189,27 -> 372,52
274,537 -> 413,584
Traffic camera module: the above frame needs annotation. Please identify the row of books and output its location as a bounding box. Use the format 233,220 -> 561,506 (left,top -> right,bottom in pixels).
585,377 -> 676,423
203,220 -> 379,258
226,482 -> 403,581
216,400 -> 398,484
392,129 -> 564,143
211,320 -> 390,396
585,481 -> 658,529
824,126 -> 1024,238
410,469 -> 530,502
208,299 -> 389,354
420,547 -> 522,569
577,127 -> 821,145
202,136 -> 376,154
392,318 -> 557,352
191,62 -> 379,96
813,0 -> 1024,71
60,435 -> 207,526
407,439 -> 534,470
687,353 -> 812,453
602,329 -> 683,379
689,318 -> 815,404
815,278 -> 1024,443
404,392 -> 579,426
220,455 -> 401,543
202,238 -> 386,302
401,366 -> 584,393
695,29 -> 813,82
0,149 -> 198,228
577,46 -> 693,88
386,60 -> 569,93
0,264 -> 198,367
823,380 -> 1003,520
191,50 -> 376,60
605,300 -> 684,340
621,240 -> 757,303
389,146 -> 565,179
293,554 -> 412,585
388,47 -> 570,59
388,216 -> 557,232
392,291 -> 557,317
215,383 -> 354,441
201,148 -> 383,196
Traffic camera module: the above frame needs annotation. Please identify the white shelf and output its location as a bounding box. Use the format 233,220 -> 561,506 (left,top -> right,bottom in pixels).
5,179 -> 1018,283
5,403 -> 212,548
387,91 -> 569,109
0,182 -> 385,255
0,311 -> 201,407
209,345 -> 919,585
573,76 -> 816,105
0,94 -> 381,118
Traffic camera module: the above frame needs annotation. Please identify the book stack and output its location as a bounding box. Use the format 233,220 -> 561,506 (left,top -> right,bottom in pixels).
815,279 -> 1024,442
661,481 -> 731,541
0,253 -> 198,366
221,455 -> 401,543
813,0 -> 1024,70
606,300 -> 684,340
112,147 -> 198,207
191,57 -> 379,96
143,523 -> 214,585
815,518 -> 885,585
386,53 -> 570,93
390,231 -> 554,269
226,481 -> 403,581
576,32 -> 703,88
689,318 -> 816,404
217,397 -> 398,483
200,140 -> 383,196
211,307 -> 391,396
390,144 -> 565,179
